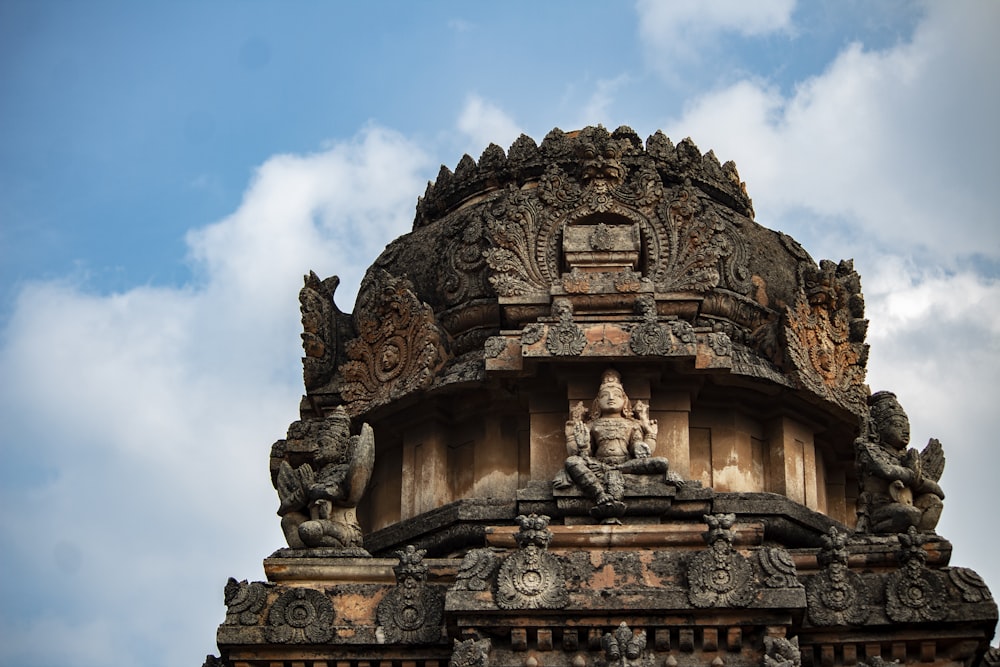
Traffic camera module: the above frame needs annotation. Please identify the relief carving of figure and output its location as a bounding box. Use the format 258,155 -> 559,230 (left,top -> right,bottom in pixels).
556,369 -> 673,522
855,391 -> 944,534
271,406 -> 375,549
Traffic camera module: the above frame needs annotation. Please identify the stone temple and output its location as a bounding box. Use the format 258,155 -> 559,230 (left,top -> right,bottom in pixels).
206,127 -> 998,667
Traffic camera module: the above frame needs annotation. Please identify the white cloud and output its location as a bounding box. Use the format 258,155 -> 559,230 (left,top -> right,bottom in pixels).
0,125 -> 431,667
659,2 -> 1000,263
456,94 -> 524,159
636,0 -> 795,70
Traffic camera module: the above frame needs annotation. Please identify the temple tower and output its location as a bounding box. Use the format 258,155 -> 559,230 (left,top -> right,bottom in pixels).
207,127 -> 997,667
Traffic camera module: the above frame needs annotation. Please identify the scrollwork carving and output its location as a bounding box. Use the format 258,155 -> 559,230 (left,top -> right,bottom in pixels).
452,548 -> 500,592
757,547 -> 803,589
223,577 -> 268,625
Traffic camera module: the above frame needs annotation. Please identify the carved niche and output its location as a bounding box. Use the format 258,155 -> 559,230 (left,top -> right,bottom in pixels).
340,270 -> 449,415
782,259 -> 868,412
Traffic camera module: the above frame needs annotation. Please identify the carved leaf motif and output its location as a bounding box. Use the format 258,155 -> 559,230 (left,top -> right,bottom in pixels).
265,588 -> 335,644
920,438 -> 945,482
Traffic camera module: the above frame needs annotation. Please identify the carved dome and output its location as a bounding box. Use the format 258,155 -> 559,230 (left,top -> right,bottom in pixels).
303,125 -> 868,422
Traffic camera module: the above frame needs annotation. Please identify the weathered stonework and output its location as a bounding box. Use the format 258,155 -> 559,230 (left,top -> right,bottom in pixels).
207,126 -> 996,667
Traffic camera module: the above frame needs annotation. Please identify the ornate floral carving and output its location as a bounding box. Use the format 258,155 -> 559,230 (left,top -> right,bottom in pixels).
377,545 -> 445,644
437,211 -> 491,308
757,547 -> 803,589
630,295 -> 697,356
271,408 -> 374,549
223,577 -> 268,625
764,636 -> 801,667
299,271 -> 351,392
687,513 -> 756,608
602,622 -> 647,667
449,637 -> 492,667
452,549 -> 500,592
495,515 -> 568,610
806,528 -> 870,626
341,271 -> 449,415
265,587 -> 334,643
545,299 -> 586,356
483,336 -> 507,359
783,259 -> 868,412
885,527 -> 946,622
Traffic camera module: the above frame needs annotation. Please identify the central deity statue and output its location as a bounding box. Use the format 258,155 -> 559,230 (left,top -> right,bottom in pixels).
556,369 -> 674,522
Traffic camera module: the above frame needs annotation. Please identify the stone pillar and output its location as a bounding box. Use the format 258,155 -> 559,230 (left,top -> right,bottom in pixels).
651,391 -> 692,479
765,416 -> 820,510
401,418 -> 450,518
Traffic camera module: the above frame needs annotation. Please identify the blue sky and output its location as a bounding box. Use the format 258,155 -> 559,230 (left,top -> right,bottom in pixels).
1,2 -> 998,666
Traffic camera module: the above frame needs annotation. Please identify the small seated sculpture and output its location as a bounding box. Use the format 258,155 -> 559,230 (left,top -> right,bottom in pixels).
556,368 -> 673,522
855,391 -> 944,533
272,407 -> 375,549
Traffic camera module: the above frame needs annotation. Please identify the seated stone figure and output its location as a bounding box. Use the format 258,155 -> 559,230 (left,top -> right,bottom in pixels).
855,391 -> 945,533
557,369 -> 673,522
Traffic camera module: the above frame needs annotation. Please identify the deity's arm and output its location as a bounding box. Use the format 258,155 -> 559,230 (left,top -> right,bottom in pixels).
857,439 -> 919,486
565,412 -> 591,458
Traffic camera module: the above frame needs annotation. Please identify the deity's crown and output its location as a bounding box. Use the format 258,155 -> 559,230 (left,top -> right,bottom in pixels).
600,368 -> 624,391
868,390 -> 903,423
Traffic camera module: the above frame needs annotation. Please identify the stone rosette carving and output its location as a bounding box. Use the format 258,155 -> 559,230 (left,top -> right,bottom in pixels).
271,408 -> 374,549
449,637 -> 492,667
806,528 -> 870,626
264,587 -> 334,643
764,636 -> 801,667
602,622 -> 647,667
885,527 -> 946,622
630,295 -> 697,356
687,513 -> 756,608
495,514 -> 568,610
223,577 -> 268,625
783,259 -> 868,413
452,548 -> 500,592
376,545 -> 444,644
757,547 -> 803,589
341,270 -> 449,415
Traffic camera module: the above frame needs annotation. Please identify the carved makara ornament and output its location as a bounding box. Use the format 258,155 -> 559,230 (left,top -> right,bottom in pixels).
494,514 -> 568,610
783,259 -> 868,412
271,407 -> 374,549
299,271 -> 352,392
601,622 -> 647,667
265,587 -> 335,644
377,545 -> 445,644
223,577 -> 268,625
687,513 -> 756,608
341,270 -> 449,415
885,527 -> 946,622
805,528 -> 869,626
